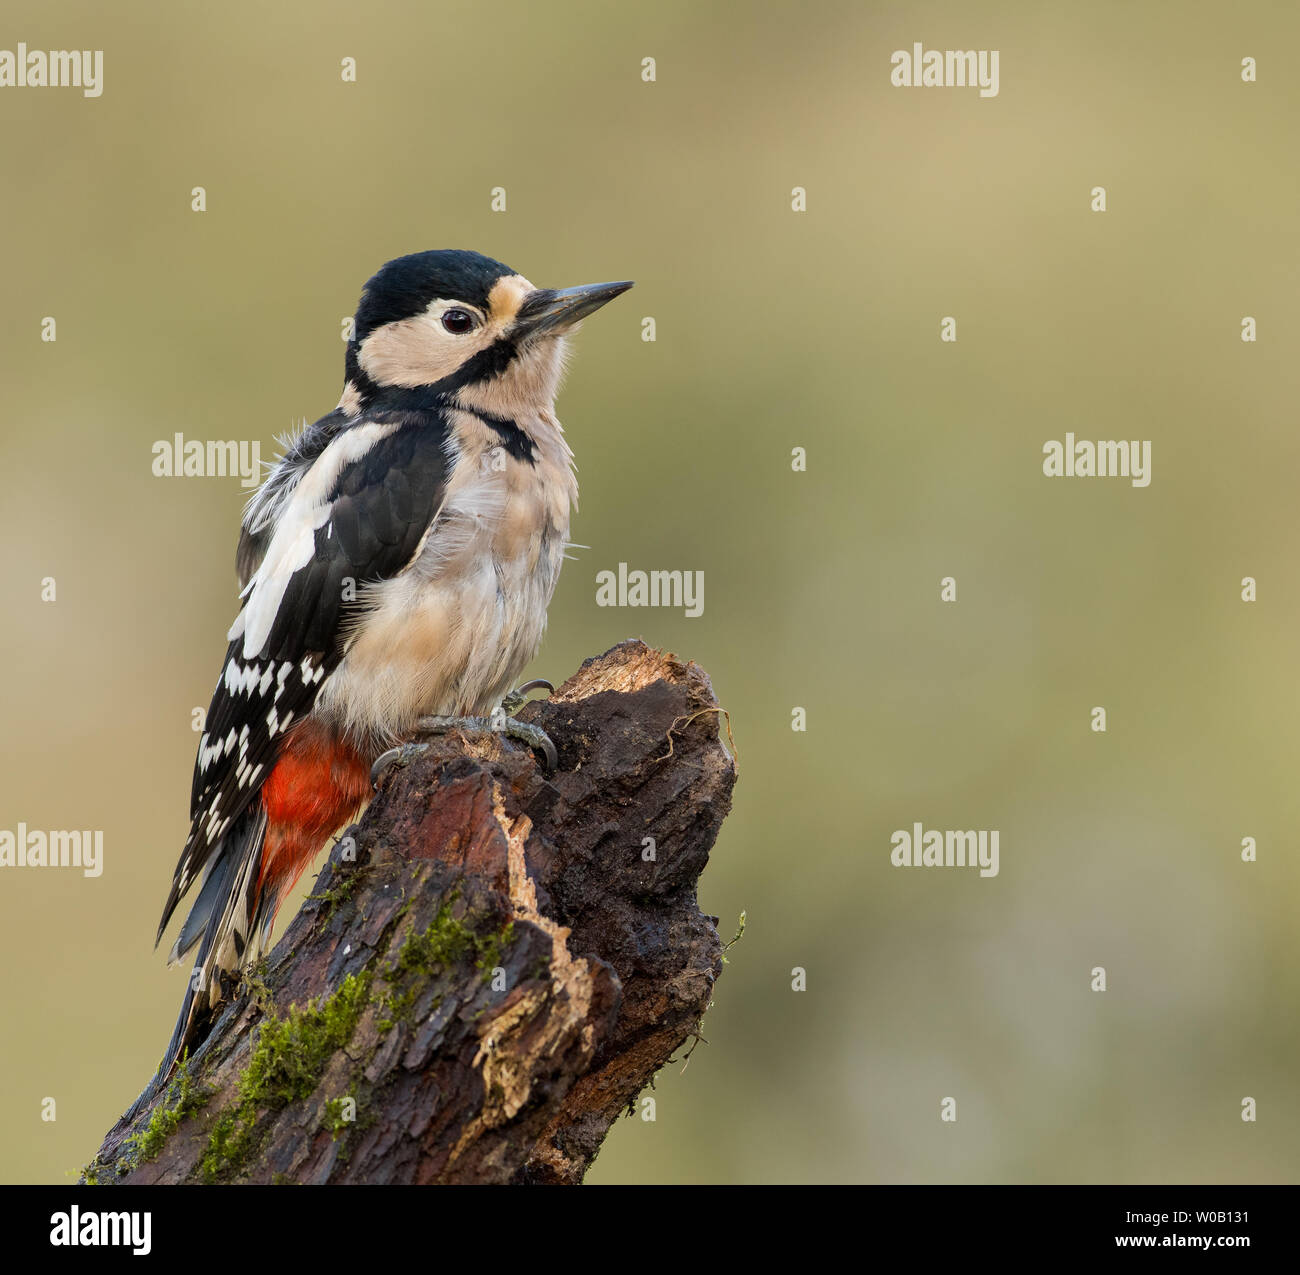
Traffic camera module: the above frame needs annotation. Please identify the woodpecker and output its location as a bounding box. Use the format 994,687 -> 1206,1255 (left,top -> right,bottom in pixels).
153,249 -> 632,1078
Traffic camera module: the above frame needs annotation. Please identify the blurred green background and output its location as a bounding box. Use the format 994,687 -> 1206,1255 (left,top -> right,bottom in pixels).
2,0 -> 1298,1184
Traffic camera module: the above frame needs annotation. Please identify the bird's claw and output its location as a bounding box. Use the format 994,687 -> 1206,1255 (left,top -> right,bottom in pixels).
369,741 -> 429,789
371,682 -> 558,788
500,678 -> 554,716
496,717 -> 558,771
406,711 -> 559,772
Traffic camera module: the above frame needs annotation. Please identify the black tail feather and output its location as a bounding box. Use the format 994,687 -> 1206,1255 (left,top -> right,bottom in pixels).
155,807 -> 266,1080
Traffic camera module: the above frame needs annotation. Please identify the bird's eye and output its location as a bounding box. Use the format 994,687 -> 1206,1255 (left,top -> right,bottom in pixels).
441,308 -> 476,334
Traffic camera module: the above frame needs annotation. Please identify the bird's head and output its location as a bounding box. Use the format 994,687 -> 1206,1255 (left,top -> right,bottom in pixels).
341,249 -> 632,418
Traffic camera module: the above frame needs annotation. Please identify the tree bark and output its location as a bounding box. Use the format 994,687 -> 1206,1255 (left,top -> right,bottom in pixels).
85,641 -> 735,1185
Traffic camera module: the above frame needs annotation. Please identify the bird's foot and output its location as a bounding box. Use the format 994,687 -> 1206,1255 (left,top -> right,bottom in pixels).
370,740 -> 430,789
370,695 -> 558,790
500,678 -> 554,715
492,678 -> 556,767
416,712 -> 558,772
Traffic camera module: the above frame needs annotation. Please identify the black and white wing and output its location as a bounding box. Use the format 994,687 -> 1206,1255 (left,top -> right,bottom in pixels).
156,411 -> 450,944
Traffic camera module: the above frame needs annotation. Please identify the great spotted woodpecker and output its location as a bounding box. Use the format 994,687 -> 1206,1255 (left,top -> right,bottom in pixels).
153,250 -> 631,1077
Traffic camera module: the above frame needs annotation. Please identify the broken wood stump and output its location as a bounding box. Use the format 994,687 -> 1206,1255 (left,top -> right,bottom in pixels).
85,640 -> 736,1185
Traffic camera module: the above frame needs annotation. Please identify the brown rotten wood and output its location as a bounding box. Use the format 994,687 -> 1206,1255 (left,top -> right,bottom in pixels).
86,640 -> 736,1185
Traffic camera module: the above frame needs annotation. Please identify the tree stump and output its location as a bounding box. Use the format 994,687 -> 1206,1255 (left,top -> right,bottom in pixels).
84,640 -> 736,1185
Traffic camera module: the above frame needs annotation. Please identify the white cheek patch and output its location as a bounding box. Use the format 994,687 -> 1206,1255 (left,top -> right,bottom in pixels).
356,305 -> 491,389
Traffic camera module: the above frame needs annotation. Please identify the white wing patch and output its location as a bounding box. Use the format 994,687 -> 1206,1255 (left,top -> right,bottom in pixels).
194,647 -> 325,858
224,660 -> 262,696
233,421 -> 401,659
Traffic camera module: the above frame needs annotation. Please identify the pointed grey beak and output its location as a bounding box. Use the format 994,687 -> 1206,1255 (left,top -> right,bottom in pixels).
515,280 -> 634,336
